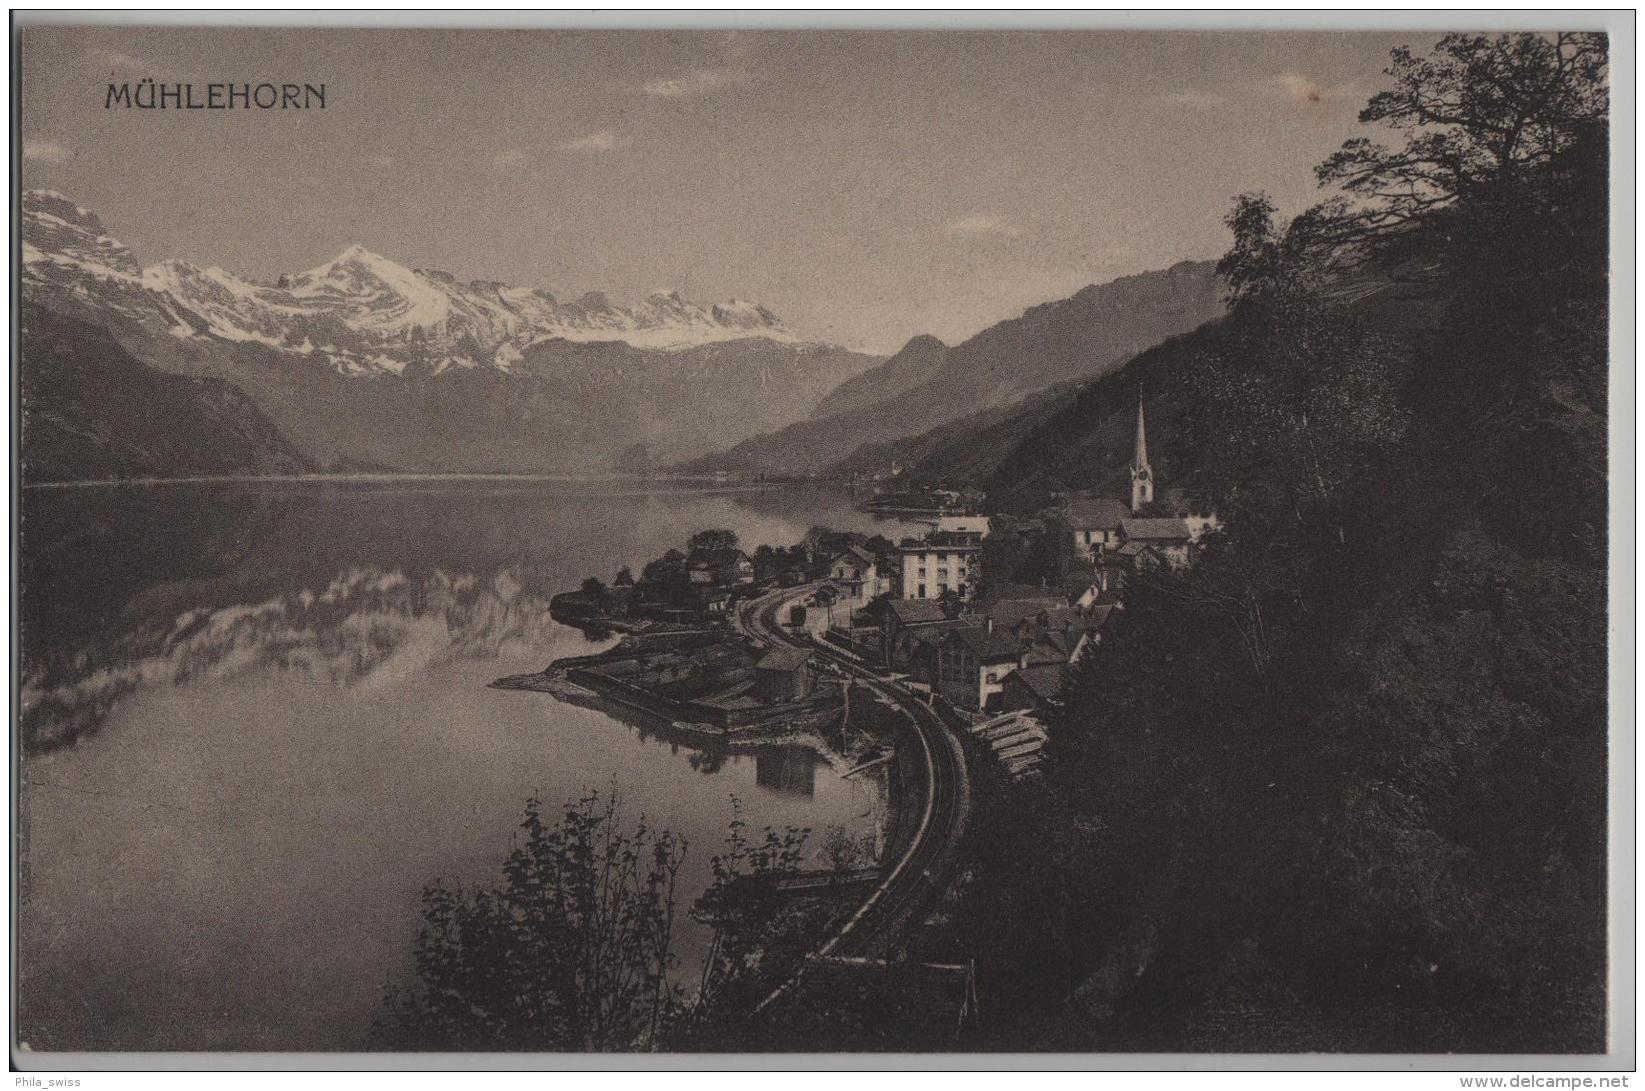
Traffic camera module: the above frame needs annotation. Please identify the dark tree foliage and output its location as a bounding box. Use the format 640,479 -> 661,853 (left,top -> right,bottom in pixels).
1313,33 -> 1608,244
977,514 -> 1080,596
954,32 -> 1609,1053
636,548 -> 694,607
688,529 -> 740,555
691,804 -> 809,1007
376,790 -> 685,1051
378,793 -> 815,1052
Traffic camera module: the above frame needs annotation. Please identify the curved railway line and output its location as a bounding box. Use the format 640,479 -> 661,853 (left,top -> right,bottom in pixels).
732,585 -> 971,1009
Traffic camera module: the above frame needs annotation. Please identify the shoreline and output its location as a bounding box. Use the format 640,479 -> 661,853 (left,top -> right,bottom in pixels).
21,472 -> 810,492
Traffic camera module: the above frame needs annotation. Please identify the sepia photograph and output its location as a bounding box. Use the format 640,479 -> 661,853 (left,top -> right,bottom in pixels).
10,11 -> 1631,1071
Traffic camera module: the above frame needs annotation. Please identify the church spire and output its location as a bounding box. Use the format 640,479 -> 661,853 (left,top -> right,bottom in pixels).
1130,396 -> 1154,513
1132,399 -> 1149,473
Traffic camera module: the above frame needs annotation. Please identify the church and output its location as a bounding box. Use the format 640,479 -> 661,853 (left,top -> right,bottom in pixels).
1066,399 -> 1209,570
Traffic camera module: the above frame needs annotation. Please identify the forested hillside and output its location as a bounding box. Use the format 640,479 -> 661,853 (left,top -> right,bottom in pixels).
955,33 -> 1611,1052
683,261 -> 1223,476
20,310 -> 312,483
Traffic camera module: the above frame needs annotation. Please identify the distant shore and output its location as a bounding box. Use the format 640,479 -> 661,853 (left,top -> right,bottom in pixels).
21,471 -> 812,492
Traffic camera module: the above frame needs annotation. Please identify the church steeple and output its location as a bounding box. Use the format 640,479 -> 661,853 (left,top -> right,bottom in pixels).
1130,397 -> 1153,513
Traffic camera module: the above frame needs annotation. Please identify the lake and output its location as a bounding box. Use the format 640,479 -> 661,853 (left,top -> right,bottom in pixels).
16,478 -> 920,1051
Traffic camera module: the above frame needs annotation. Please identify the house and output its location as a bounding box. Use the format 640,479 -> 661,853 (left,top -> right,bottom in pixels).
889,619 -> 967,682
754,646 -> 816,703
999,602 -> 1114,669
828,544 -> 887,603
1068,497 -> 1130,559
755,548 -> 805,585
969,585 -> 1066,627
805,529 -> 867,566
1120,517 -> 1193,568
1110,539 -> 1168,577
895,531 -> 981,601
882,598 -> 956,670
1159,486 -> 1223,543
1064,571 -> 1110,609
935,622 -> 1027,712
1001,662 -> 1069,717
688,547 -> 755,586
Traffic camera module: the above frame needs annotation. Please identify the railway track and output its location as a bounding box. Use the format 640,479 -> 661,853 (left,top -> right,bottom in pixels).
733,585 -> 971,1007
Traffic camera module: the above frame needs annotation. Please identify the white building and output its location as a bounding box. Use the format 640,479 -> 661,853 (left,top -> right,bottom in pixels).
896,533 -> 980,601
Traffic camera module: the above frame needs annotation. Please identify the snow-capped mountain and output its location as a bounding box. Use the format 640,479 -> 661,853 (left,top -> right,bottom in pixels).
21,190 -> 880,479
23,189 -> 797,376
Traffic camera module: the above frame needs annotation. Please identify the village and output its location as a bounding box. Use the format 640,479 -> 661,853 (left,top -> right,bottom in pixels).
534,401 -> 1217,782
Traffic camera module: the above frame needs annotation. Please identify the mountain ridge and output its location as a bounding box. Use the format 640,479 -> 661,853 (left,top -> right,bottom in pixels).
23,189 -> 810,374
21,190 -> 882,476
681,259 -> 1226,476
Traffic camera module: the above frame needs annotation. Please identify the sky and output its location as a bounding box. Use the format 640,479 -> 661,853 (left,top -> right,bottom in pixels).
21,25 -> 1433,353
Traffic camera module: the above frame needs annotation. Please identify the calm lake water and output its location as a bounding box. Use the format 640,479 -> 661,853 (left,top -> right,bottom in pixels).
17,479 -> 918,1051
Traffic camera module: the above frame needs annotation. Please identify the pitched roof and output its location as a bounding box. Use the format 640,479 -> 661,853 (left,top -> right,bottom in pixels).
837,542 -> 876,565
1024,637 -> 1072,665
1064,571 -> 1101,594
1069,497 -> 1130,530
1009,663 -> 1068,702
688,547 -> 751,567
755,646 -> 813,672
907,621 -> 967,646
887,599 -> 949,625
1122,517 -> 1192,541
946,625 -> 1025,662
976,592 -> 1066,628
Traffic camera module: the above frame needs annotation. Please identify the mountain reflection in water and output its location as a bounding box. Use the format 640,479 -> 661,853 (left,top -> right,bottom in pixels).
22,559 -> 567,752
16,480 -> 906,1050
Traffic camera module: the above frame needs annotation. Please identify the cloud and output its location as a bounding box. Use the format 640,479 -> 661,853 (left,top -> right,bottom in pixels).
1165,88 -> 1223,108
946,214 -> 1021,240
360,154 -> 395,170
641,67 -> 742,99
557,130 -> 626,154
23,138 -> 71,164
491,148 -> 528,171
1271,73 -> 1359,105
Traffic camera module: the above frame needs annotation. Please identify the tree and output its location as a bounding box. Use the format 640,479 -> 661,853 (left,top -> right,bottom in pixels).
820,824 -> 876,872
675,798 -> 811,1047
1310,33 -> 1608,246
1216,192 -> 1319,307
376,790 -> 685,1051
1024,31 -> 1611,1053
977,531 -> 1029,597
580,576 -> 610,598
613,566 -> 635,588
637,549 -> 693,607
801,525 -> 833,562
688,529 -> 739,555
863,533 -> 896,558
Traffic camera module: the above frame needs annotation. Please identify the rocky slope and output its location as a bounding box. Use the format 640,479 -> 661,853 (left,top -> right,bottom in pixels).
20,308 -> 311,483
21,190 -> 880,476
